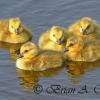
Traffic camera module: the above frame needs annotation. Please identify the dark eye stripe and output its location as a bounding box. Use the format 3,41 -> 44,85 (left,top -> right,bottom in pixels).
22,50 -> 28,55
53,34 -> 55,37
69,43 -> 74,47
11,26 -> 14,28
24,50 -> 28,53
19,24 -> 22,28
22,48 -> 33,55
86,25 -> 91,30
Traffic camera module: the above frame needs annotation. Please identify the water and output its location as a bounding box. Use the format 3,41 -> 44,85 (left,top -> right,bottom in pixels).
0,0 -> 100,100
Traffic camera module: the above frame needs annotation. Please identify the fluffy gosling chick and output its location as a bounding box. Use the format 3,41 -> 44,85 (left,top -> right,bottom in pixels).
0,17 -> 23,35
64,36 -> 100,62
0,17 -> 32,43
38,26 -> 69,52
68,17 -> 100,40
16,42 -> 64,71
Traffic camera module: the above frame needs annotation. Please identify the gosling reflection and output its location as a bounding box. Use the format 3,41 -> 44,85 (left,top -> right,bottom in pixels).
0,41 -> 24,61
9,48 -> 20,61
66,61 -> 100,84
16,67 -> 63,91
16,68 -> 38,90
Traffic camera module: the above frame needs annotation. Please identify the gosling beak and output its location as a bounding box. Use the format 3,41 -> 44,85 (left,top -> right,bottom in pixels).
64,47 -> 69,52
18,54 -> 23,59
57,39 -> 62,45
15,29 -> 20,35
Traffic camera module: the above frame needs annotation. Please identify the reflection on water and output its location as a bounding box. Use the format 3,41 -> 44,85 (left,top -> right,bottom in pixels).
16,60 -> 100,91
66,61 -> 100,84
0,41 -> 33,62
16,67 -> 63,90
0,42 -> 22,61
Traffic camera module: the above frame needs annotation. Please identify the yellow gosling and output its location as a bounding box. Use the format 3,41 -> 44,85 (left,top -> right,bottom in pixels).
67,17 -> 100,40
16,42 -> 64,71
38,26 -> 69,52
0,17 -> 32,43
64,36 -> 100,62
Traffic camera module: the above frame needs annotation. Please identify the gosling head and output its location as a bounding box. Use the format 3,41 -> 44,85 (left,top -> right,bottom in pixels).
49,26 -> 65,45
79,17 -> 94,35
18,42 -> 38,60
64,37 -> 84,53
9,17 -> 23,35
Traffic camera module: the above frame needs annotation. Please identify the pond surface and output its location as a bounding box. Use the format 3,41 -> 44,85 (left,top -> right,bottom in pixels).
0,0 -> 100,100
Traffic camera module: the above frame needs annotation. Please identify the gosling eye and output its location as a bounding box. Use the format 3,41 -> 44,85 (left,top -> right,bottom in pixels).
86,25 -> 91,30
18,24 -> 22,28
11,26 -> 14,29
59,38 -> 62,41
69,43 -> 74,47
53,34 -> 55,37
24,50 -> 28,53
